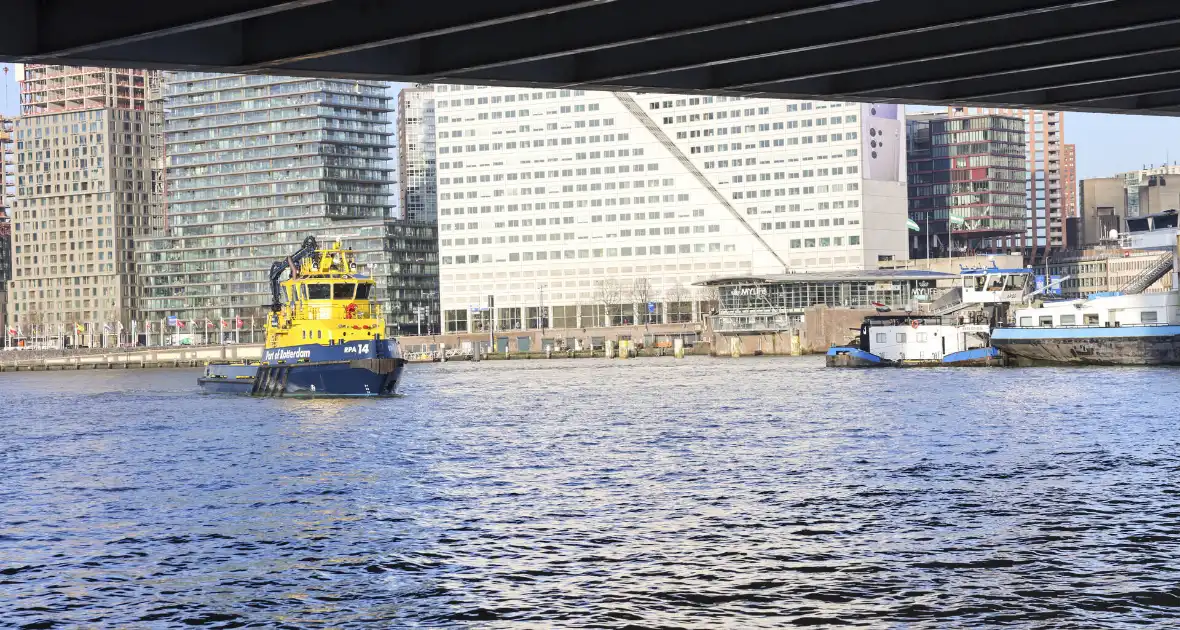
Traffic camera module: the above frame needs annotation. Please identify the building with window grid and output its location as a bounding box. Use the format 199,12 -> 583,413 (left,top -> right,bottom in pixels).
6,64 -> 162,345
434,85 -> 910,334
397,85 -> 437,223
906,112 -> 1027,259
1,114 -> 14,341
136,72 -> 397,340
948,107 -> 1069,264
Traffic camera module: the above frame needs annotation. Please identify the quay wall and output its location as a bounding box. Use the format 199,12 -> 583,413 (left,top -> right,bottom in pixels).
803,307 -> 875,353
2,307 -> 872,370
0,345 -> 262,371
401,308 -> 874,358
709,307 -> 875,358
398,323 -> 708,356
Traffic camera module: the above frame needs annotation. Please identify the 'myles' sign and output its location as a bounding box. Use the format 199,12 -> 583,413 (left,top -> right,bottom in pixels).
729,286 -> 769,297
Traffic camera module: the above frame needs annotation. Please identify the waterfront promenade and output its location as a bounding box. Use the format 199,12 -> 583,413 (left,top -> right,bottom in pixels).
0,306 -> 873,371
0,344 -> 262,371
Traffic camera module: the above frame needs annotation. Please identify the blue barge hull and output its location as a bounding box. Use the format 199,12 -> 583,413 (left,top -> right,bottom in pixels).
198,340 -> 406,397
826,346 -> 1002,368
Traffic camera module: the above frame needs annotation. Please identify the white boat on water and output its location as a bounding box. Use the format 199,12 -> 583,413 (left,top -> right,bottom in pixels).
991,291 -> 1180,365
992,223 -> 1180,365
827,264 -> 1031,367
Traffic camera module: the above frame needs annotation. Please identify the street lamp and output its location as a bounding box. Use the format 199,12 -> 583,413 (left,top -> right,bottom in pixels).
413,304 -> 425,336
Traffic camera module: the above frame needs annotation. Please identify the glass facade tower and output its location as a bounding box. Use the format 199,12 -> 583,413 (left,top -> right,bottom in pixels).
138,73 -> 396,338
906,112 -> 1027,259
949,107 -> 1068,265
397,85 -> 437,222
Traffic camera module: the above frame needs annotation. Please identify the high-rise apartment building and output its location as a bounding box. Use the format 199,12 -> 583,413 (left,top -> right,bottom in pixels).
6,64 -> 162,343
385,219 -> 440,335
397,85 -> 437,223
393,85 -> 441,334
949,107 -> 1067,263
1062,143 -> 1077,221
905,112 -> 1026,259
435,85 -> 909,334
137,72 -> 399,339
1,114 -> 13,339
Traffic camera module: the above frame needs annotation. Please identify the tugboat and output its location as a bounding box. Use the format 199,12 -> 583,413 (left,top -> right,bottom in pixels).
198,236 -> 406,396
826,263 -> 1032,367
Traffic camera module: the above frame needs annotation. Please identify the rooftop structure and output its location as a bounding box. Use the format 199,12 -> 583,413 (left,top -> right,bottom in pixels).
1120,165 -> 1180,219
1078,177 -> 1126,248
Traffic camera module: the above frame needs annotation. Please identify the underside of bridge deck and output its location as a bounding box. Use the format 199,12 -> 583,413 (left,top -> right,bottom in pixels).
4,0 -> 1180,114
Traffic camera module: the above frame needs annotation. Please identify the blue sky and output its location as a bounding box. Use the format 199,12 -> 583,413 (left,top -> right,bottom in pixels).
5,67 -> 1180,180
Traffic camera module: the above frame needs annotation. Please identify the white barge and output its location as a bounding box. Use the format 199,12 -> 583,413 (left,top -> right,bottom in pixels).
827,264 -> 1030,367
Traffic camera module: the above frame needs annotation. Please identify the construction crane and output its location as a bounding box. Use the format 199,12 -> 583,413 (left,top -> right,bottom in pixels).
268,236 -> 319,312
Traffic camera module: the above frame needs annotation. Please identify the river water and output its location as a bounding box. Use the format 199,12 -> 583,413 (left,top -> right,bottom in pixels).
1,358 -> 1178,628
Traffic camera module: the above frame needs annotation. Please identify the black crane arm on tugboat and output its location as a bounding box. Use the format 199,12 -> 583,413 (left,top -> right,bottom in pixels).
267,235 -> 319,312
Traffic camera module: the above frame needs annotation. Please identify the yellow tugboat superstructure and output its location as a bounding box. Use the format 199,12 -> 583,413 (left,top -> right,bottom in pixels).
198,236 -> 406,397
267,238 -> 385,351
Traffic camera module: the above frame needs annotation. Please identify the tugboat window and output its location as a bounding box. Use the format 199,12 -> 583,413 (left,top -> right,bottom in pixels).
1141,311 -> 1159,323
895,333 -> 906,343
307,283 -> 331,300
876,333 -> 886,343
1060,314 -> 1076,325
333,283 -> 355,300
356,284 -> 373,300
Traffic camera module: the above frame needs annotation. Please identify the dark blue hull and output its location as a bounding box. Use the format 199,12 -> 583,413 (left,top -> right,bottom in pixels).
825,347 -> 887,367
279,361 -> 405,397
992,326 -> 1180,365
197,378 -> 256,395
826,345 -> 1003,368
199,340 -> 406,397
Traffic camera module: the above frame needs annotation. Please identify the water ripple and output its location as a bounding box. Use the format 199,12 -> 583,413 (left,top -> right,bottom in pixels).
1,358 -> 1178,627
